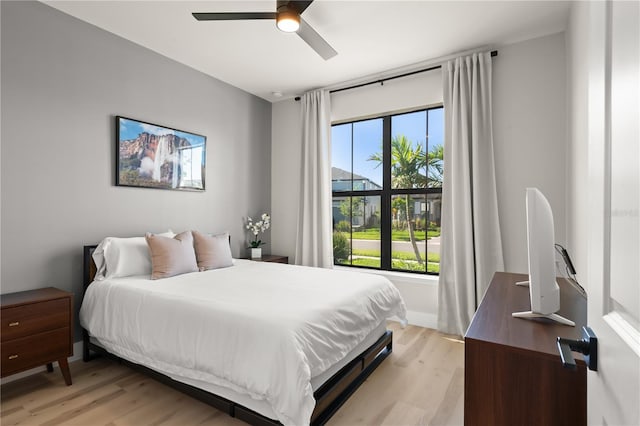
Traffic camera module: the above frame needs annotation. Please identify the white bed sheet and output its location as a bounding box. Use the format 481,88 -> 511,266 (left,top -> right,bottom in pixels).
80,260 -> 406,426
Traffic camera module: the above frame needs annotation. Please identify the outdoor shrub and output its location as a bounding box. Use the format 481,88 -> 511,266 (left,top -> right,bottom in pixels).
335,220 -> 351,232
333,231 -> 350,262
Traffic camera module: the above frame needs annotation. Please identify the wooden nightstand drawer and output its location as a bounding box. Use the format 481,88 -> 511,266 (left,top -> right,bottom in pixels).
1,287 -> 73,385
249,254 -> 289,264
1,327 -> 71,376
1,298 -> 69,341
265,255 -> 288,264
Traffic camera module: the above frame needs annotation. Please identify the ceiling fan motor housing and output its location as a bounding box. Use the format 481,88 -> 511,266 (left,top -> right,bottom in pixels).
276,3 -> 300,32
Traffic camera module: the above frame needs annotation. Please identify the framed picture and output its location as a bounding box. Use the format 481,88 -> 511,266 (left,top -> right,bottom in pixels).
116,116 -> 206,191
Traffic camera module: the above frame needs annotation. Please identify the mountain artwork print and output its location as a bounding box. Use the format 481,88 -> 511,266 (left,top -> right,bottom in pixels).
116,116 -> 206,191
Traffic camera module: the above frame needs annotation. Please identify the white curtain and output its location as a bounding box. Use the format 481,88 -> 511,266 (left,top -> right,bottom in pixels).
295,89 -> 334,268
438,52 -> 504,336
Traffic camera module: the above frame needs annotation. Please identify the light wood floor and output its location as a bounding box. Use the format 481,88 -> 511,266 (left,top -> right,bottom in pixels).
0,322 -> 464,425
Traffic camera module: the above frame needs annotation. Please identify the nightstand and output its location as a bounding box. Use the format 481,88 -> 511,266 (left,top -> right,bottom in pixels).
1,287 -> 73,385
250,254 -> 289,264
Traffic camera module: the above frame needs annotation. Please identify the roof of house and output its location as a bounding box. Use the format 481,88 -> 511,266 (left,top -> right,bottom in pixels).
332,167 -> 369,181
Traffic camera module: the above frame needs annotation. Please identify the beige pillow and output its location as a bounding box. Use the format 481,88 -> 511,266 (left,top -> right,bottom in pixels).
145,231 -> 198,280
193,231 -> 233,271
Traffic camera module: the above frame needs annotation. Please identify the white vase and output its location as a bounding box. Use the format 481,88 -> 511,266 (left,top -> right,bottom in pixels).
250,247 -> 262,259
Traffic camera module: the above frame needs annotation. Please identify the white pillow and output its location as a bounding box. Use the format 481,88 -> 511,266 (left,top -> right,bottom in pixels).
92,231 -> 175,280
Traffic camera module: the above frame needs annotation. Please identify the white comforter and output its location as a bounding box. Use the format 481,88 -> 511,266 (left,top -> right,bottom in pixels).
80,260 -> 406,425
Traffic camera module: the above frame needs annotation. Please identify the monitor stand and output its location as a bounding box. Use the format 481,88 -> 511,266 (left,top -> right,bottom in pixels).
512,310 -> 575,326
512,280 -> 576,326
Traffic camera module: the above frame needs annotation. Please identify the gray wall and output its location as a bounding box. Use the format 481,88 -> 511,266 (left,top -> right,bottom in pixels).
566,2 -> 589,282
492,31 -> 567,273
1,1 -> 272,340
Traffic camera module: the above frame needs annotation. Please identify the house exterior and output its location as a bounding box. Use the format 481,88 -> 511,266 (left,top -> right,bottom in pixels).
331,167 -> 382,228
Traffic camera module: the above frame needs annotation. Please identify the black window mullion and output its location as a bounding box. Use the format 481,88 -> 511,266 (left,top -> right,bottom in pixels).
426,106 -> 430,187
349,124 -> 354,265
381,116 -> 392,270
390,188 -> 440,195
424,109 -> 430,271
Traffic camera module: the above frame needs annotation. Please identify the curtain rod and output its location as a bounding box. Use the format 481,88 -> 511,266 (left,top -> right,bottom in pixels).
294,50 -> 498,101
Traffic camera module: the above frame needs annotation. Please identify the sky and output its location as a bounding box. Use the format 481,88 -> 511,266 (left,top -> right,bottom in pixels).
332,107 -> 444,188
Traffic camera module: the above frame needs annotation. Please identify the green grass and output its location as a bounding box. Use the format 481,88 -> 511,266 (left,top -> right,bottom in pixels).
348,257 -> 440,273
427,263 -> 440,273
348,229 -> 384,240
392,260 -> 440,273
350,258 -> 381,268
350,228 -> 441,241
352,248 -> 440,263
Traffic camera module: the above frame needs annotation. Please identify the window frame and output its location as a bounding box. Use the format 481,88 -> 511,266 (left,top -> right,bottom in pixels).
332,105 -> 443,275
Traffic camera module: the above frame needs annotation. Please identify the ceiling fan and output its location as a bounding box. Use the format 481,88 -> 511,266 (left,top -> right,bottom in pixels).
192,0 -> 337,60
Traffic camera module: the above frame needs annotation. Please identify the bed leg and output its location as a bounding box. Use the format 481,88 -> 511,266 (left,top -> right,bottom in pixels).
82,329 -> 92,362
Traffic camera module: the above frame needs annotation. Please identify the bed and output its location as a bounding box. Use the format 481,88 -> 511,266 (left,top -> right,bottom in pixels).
80,235 -> 406,426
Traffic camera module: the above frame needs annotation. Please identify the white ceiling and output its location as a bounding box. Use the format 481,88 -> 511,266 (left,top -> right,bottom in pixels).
43,1 -> 571,102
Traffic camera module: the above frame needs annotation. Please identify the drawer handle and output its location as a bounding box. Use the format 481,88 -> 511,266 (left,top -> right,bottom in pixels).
8,355 -> 18,360
8,321 -> 20,327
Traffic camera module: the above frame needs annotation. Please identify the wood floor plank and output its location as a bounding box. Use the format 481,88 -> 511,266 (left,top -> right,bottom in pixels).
394,328 -> 437,368
109,388 -> 194,426
428,367 -> 464,425
396,324 -> 422,345
0,405 -> 23,417
71,375 -> 179,425
28,371 -> 133,414
39,388 -> 127,426
2,384 -> 123,425
1,359 -> 131,413
381,401 -> 428,426
0,322 -> 465,426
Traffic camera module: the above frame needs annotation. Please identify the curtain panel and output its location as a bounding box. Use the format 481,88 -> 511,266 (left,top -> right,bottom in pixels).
295,89 -> 334,268
438,52 -> 504,336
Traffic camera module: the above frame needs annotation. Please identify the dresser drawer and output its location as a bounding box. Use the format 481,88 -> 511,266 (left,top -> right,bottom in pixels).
1,298 -> 69,341
1,327 -> 71,376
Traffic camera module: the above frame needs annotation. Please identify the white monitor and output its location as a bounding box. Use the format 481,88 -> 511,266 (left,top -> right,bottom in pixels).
512,188 -> 575,326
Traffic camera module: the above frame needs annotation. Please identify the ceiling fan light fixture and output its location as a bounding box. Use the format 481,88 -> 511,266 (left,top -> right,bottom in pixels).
193,1 -> 337,60
276,9 -> 300,32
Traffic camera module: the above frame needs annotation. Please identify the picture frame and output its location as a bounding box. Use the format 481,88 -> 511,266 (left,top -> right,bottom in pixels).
116,116 -> 206,191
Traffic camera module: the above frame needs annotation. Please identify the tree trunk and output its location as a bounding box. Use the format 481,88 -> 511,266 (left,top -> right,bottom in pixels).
405,194 -> 423,265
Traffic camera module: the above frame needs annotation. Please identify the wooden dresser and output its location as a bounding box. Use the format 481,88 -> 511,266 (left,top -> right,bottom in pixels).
1,287 -> 73,385
464,272 -> 587,426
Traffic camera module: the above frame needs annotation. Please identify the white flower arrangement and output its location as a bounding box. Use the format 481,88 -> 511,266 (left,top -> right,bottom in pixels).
246,213 -> 271,248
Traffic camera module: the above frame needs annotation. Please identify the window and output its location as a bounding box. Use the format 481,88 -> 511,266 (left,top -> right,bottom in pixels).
331,107 -> 443,274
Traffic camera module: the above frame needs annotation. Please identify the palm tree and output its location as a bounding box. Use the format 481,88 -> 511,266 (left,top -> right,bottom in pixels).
369,135 -> 426,264
427,144 -> 444,188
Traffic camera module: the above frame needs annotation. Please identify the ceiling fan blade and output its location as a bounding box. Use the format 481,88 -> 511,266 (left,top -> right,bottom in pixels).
297,17 -> 337,60
287,1 -> 314,15
192,12 -> 277,21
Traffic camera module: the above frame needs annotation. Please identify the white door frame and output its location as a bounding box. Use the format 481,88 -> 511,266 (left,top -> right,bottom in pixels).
586,1 -> 640,424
